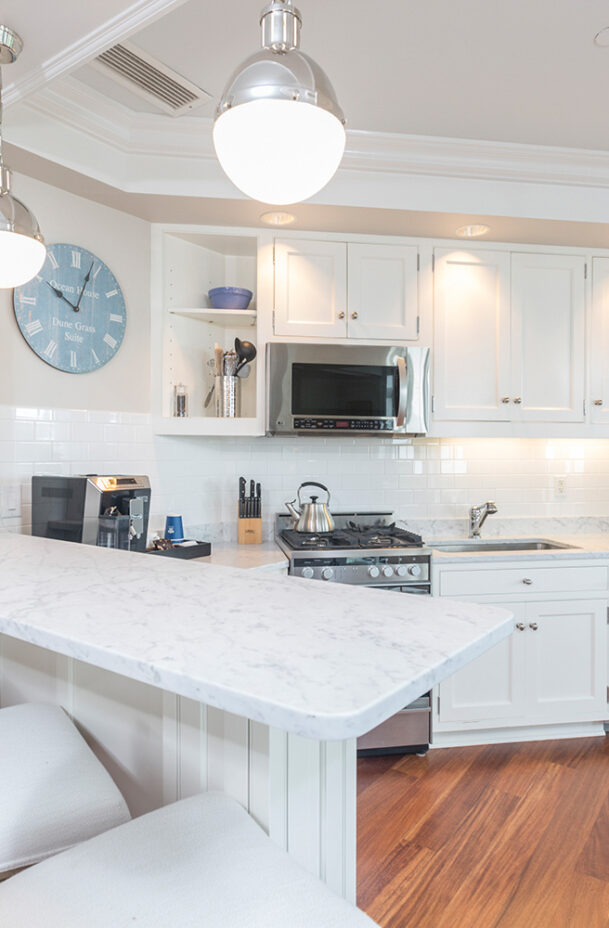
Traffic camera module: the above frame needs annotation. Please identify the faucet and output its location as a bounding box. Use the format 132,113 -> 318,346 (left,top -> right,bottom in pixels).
469,501 -> 498,538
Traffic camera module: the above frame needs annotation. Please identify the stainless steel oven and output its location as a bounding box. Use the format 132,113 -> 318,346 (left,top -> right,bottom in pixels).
266,343 -> 430,436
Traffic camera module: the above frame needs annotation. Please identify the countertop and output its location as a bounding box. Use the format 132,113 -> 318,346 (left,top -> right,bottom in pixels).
0,534 -> 512,741
194,542 -> 288,572
429,533 -> 609,563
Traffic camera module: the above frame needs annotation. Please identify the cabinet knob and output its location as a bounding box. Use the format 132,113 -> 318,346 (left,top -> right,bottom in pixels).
529,622 -> 539,631
338,312 -> 345,319
594,399 -> 603,406
522,577 -> 533,585
515,622 -> 526,631
501,396 -> 510,404
351,312 -> 358,319
513,397 -> 522,404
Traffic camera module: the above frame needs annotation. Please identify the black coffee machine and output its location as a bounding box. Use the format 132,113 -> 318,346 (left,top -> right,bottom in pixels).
31,475 -> 151,552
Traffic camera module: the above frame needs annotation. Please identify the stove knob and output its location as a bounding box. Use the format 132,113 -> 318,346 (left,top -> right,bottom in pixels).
301,566 -> 314,579
395,565 -> 408,577
408,564 -> 422,578
382,566 -> 394,578
367,566 -> 380,579
321,567 -> 334,581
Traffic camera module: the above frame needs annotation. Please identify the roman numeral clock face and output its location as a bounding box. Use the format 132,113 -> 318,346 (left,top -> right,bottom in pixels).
13,243 -> 126,373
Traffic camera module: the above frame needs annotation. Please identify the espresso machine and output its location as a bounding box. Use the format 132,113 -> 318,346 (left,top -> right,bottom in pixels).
31,475 -> 151,552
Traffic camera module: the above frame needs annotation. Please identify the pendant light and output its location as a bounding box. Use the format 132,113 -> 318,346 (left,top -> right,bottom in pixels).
0,26 -> 45,288
213,1 -> 346,205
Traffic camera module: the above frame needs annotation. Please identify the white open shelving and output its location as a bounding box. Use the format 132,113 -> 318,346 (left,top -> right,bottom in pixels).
168,307 -> 257,326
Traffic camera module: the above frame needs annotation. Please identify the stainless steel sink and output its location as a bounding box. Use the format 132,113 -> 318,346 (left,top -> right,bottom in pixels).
431,539 -> 577,553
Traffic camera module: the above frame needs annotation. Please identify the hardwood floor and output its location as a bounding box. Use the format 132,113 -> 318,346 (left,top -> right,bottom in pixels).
357,737 -> 609,928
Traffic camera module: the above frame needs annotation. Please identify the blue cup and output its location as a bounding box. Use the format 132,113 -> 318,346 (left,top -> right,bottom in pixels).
165,514 -> 184,543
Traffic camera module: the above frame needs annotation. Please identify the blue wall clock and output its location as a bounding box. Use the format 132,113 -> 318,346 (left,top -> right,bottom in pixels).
13,243 -> 127,374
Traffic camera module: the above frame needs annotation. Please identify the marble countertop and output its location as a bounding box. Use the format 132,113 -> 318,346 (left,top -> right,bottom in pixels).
429,533 -> 609,563
193,543 -> 288,572
0,535 -> 512,740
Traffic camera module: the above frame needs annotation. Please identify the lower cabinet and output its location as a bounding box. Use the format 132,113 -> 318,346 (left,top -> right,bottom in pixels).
434,591 -> 608,734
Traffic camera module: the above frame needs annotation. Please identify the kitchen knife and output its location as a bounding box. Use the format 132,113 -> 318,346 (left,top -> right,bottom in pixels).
249,480 -> 255,518
256,482 -> 261,518
239,477 -> 246,518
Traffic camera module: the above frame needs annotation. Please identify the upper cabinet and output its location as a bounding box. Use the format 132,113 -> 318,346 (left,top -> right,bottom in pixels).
273,239 -> 420,341
433,248 -> 511,421
433,249 -> 586,424
511,253 -> 585,423
591,257 -> 609,424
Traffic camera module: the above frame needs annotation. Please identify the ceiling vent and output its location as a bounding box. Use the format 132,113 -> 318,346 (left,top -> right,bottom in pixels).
92,40 -> 212,116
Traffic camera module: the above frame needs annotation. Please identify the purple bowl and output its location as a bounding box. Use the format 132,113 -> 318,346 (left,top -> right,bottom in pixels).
208,287 -> 253,310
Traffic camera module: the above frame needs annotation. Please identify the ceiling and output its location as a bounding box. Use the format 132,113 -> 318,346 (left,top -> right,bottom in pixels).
71,0 -> 609,151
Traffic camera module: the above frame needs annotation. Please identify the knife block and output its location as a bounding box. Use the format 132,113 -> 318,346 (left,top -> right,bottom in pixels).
238,511 -> 263,545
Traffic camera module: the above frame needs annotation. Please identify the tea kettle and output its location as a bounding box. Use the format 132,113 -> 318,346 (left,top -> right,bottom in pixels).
285,482 -> 335,533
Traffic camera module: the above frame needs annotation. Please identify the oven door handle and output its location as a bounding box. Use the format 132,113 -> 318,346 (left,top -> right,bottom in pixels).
396,355 -> 408,428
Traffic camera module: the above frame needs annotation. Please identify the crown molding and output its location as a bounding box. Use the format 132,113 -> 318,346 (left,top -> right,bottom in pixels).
4,0 -> 191,107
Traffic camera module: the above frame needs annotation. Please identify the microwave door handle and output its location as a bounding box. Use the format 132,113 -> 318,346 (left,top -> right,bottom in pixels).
396,355 -> 408,427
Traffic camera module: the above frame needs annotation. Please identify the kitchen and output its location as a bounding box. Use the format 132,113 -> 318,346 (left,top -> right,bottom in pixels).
0,1 -> 608,926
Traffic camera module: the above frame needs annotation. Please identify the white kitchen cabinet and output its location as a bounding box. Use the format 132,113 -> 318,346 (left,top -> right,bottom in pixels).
510,253 -> 586,423
274,239 -> 347,338
346,243 -> 419,340
433,248 -> 511,421
590,257 -> 609,424
273,239 -> 419,341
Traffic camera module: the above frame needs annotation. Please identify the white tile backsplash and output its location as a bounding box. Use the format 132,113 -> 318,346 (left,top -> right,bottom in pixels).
1,403 -> 609,540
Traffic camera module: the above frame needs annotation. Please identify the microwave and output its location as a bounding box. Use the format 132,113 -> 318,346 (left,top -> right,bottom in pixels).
266,343 -> 430,436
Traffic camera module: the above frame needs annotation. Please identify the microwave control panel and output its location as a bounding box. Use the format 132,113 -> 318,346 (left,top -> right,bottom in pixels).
293,418 -> 394,431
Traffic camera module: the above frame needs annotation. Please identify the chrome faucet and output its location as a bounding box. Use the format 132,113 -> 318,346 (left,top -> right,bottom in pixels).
469,501 -> 498,538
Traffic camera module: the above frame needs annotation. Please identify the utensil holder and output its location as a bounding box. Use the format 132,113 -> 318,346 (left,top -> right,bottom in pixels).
215,375 -> 240,418
238,504 -> 262,545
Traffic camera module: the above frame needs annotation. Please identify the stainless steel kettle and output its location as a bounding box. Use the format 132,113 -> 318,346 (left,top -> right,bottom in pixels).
285,482 -> 335,533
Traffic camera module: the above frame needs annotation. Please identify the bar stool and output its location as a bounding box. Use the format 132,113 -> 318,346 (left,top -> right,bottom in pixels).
0,703 -> 130,877
0,790 -> 378,927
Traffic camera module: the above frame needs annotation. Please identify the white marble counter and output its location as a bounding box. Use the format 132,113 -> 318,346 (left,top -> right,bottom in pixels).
429,533 -> 609,563
0,534 -> 512,740
194,543 -> 288,572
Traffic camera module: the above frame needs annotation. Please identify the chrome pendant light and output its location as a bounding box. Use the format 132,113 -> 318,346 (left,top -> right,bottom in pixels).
213,1 -> 346,205
0,26 -> 45,288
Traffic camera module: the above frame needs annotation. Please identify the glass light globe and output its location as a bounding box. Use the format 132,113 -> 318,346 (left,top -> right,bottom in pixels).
214,98 -> 345,204
0,191 -> 45,288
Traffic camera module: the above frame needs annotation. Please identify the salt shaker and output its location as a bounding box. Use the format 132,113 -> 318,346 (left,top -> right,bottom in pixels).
174,383 -> 188,417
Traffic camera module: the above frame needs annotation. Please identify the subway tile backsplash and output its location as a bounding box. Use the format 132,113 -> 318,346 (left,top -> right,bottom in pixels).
1,404 -> 609,541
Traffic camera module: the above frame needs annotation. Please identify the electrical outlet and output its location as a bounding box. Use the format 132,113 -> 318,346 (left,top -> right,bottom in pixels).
0,484 -> 20,518
554,476 -> 567,498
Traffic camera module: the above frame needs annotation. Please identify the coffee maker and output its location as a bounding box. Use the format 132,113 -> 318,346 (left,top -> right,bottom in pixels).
31,475 -> 151,552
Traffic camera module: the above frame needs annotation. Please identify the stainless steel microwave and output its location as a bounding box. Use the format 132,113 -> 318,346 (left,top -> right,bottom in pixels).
266,343 -> 430,436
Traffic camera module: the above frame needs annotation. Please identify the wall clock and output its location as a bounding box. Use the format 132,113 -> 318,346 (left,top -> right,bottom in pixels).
13,243 -> 126,373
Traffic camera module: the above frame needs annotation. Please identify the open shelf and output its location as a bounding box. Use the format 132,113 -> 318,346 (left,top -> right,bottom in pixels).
168,308 -> 257,326
153,416 -> 264,437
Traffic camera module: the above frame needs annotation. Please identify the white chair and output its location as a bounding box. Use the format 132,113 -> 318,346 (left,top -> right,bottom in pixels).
0,703 -> 130,876
0,790 -> 379,927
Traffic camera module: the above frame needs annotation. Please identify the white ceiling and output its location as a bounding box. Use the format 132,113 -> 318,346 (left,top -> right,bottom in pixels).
71,0 -> 609,150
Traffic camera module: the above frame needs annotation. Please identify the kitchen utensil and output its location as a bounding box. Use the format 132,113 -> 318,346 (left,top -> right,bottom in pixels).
208,287 -> 253,310
239,477 -> 246,518
285,482 -> 335,533
215,375 -> 240,417
236,364 -> 251,379
214,343 -> 224,376
223,350 -> 239,376
164,514 -> 185,543
256,482 -> 261,517
204,384 -> 215,409
234,337 -> 257,373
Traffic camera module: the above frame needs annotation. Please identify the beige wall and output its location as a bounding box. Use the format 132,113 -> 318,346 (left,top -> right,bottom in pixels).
0,173 -> 151,412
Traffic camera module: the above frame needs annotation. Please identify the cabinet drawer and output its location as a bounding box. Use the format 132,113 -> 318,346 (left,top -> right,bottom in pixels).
439,565 -> 607,597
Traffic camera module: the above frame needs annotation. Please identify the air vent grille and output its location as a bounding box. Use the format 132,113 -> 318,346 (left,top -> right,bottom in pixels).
94,41 -> 211,116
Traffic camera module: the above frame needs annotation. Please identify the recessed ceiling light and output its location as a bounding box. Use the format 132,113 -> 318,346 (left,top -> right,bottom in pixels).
594,26 -> 609,47
260,210 -> 296,226
456,224 -> 490,238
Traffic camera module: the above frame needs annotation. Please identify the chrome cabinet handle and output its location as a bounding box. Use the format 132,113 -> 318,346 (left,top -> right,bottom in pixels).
338,312 -> 345,319
529,622 -> 539,631
522,578 -> 533,585
501,396 -> 510,404
594,399 -> 603,406
395,356 -> 407,428
513,397 -> 522,404
351,312 -> 359,319
515,622 -> 526,631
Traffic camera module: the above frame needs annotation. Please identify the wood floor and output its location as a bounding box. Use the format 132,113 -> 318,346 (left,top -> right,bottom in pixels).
357,736 -> 609,928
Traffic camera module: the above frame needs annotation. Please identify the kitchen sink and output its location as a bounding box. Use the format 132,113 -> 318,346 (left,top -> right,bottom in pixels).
431,539 -> 577,553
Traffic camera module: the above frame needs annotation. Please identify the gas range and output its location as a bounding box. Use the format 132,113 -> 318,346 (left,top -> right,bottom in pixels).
276,511 -> 431,591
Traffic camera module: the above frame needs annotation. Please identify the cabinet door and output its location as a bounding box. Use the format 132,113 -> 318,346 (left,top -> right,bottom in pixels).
590,258 -> 609,423
346,244 -> 419,341
274,239 -> 347,338
437,603 -> 527,723
526,599 -> 607,723
433,248 -> 511,421
511,253 -> 585,422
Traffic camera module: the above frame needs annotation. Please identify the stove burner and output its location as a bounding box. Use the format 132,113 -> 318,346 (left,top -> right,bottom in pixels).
280,523 -> 423,551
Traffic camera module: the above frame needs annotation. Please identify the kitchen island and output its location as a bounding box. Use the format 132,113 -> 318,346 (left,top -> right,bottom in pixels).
0,534 -> 512,900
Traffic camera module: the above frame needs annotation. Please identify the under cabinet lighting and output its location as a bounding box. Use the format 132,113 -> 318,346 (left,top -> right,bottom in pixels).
260,211 -> 296,226
456,224 -> 490,238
